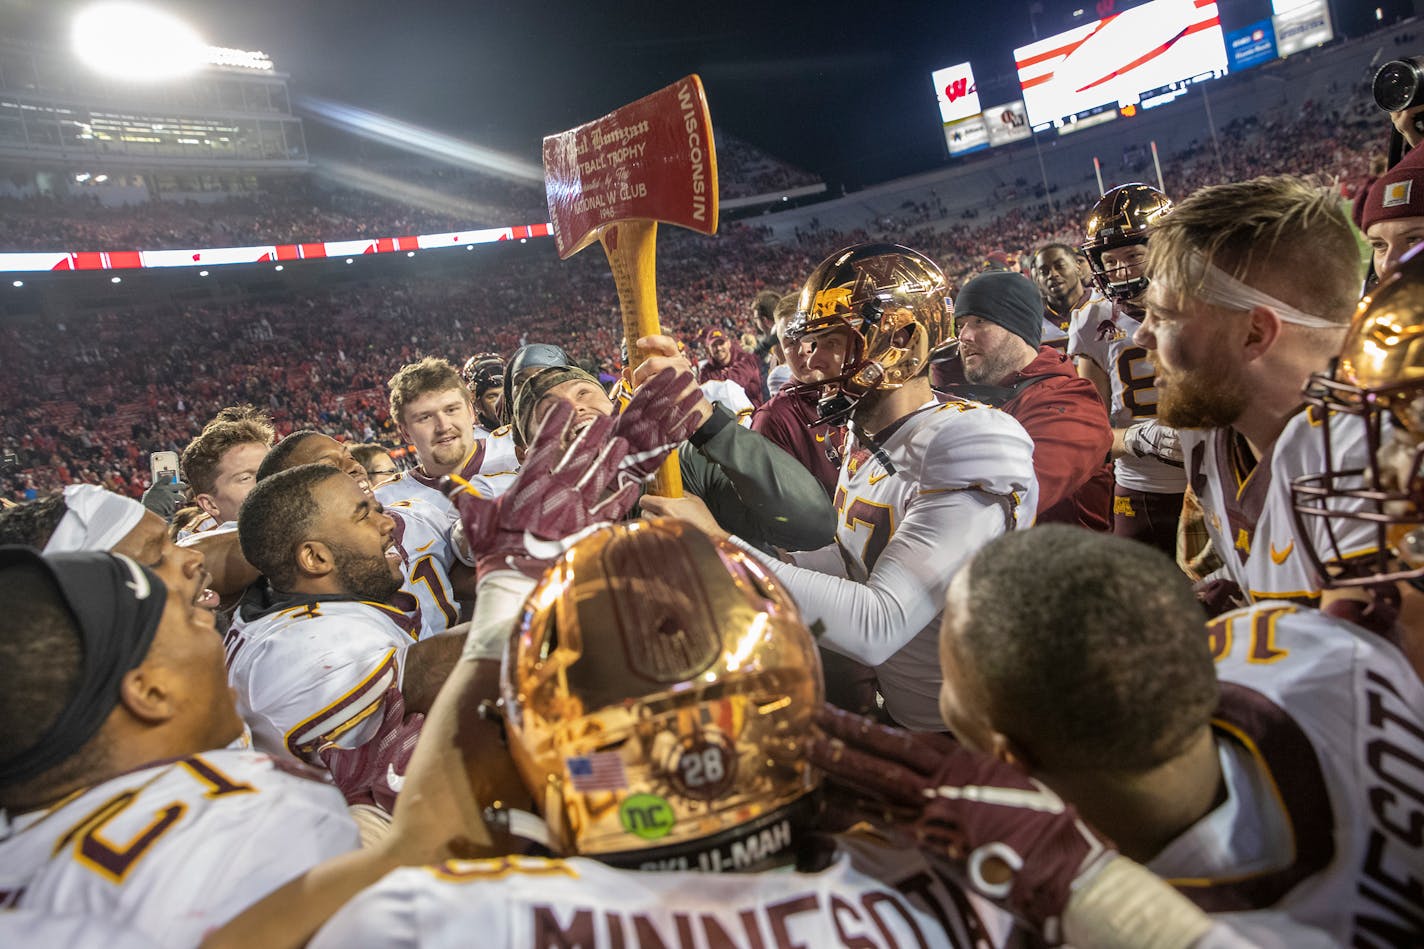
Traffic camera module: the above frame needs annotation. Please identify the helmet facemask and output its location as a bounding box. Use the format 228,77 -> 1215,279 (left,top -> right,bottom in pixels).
1292,257 -> 1424,588
786,243 -> 949,423
1085,240 -> 1151,305
1082,184 -> 1172,306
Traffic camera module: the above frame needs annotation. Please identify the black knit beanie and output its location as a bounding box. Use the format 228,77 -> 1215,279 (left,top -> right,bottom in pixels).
954,272 -> 1044,349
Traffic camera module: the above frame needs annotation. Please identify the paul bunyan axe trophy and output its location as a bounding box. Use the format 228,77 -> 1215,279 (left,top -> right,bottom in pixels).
543,75 -> 720,497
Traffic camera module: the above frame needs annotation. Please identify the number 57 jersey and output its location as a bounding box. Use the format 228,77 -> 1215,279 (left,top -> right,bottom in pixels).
741,399 -> 1037,731
0,750 -> 357,947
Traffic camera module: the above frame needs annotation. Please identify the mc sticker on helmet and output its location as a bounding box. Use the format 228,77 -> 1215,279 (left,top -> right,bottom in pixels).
619,793 -> 676,840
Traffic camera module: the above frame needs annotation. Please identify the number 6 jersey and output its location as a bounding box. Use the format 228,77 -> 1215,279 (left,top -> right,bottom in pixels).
1068,296 -> 1187,494
0,750 -> 357,947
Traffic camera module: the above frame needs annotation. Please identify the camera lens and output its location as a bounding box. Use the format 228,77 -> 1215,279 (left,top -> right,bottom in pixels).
1375,60 -> 1424,113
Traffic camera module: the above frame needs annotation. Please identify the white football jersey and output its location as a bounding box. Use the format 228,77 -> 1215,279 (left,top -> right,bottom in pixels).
385,498 -> 462,637
736,399 -> 1037,730
226,589 -> 416,766
0,750 -> 356,947
1181,407 -> 1376,604
1149,602 -> 1424,944
1068,296 -> 1186,494
309,832 -> 1008,949
700,378 -> 755,426
0,912 -> 160,949
376,429 -> 517,524
1041,313 -> 1070,352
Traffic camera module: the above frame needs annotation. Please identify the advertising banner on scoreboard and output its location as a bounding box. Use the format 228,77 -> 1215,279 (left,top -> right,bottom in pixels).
1273,0 -> 1332,58
944,115 -> 989,156
983,101 -> 1031,147
1226,19 -> 1277,72
1013,0 -> 1228,129
932,62 -> 982,124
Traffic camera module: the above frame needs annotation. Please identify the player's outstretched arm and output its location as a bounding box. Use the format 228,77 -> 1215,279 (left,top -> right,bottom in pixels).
751,487 -> 1016,666
809,705 -> 1223,948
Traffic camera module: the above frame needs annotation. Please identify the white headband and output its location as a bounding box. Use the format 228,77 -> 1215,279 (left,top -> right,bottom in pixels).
1189,252 -> 1340,330
43,484 -> 147,554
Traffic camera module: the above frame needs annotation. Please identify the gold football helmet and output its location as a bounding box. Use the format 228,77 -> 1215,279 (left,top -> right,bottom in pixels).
501,518 -> 823,871
784,242 -> 951,422
460,352 -> 504,394
1292,246 -> 1424,585
1081,184 -> 1173,304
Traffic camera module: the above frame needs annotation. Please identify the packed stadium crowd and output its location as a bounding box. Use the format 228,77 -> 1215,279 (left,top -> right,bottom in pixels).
0,132 -> 819,254
0,182 -> 522,253
4,21 -> 1424,945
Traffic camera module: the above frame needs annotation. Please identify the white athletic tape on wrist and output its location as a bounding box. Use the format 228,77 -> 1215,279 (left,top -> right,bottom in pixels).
1064,855 -> 1214,949
1189,252 -> 1339,329
463,570 -> 539,662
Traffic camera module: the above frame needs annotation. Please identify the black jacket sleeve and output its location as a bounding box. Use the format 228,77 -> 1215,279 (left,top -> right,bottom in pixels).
678,404 -> 837,553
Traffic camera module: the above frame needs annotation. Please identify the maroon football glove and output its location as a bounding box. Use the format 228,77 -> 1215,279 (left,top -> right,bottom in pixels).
808,705 -> 1114,943
612,365 -> 708,483
319,685 -> 423,814
448,400 -> 640,579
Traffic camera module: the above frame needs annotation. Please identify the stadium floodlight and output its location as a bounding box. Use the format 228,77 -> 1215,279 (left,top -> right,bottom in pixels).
72,3 -> 207,81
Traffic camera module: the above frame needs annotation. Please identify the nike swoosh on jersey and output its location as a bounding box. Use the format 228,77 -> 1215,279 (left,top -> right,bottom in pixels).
867,472 -> 891,486
1270,541 -> 1293,565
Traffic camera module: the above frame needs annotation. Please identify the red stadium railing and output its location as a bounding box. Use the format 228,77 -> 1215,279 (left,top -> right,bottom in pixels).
0,222 -> 553,273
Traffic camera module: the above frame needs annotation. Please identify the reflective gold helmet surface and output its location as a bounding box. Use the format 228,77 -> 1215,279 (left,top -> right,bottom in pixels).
785,242 -> 951,419
501,518 -> 824,867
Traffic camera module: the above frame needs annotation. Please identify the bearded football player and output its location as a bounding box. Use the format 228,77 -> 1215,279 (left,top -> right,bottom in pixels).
1138,175 -> 1372,609
379,357 -> 520,521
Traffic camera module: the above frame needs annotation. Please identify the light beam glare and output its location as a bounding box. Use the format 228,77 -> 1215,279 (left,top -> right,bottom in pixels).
313,159 -> 518,227
297,94 -> 544,184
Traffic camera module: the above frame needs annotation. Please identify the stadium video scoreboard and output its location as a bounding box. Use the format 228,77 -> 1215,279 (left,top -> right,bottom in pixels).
930,0 -> 1334,156
1013,0 -> 1228,133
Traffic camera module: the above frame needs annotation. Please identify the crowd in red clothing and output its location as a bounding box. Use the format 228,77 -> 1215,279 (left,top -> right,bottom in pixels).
0,131 -> 819,254
0,94 -> 1389,502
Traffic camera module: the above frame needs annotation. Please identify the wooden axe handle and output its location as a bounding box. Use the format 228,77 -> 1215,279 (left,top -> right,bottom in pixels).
599,220 -> 683,497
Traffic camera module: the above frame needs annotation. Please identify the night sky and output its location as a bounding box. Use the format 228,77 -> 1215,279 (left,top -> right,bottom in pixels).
5,0 -> 1402,188
12,0 -> 1045,187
